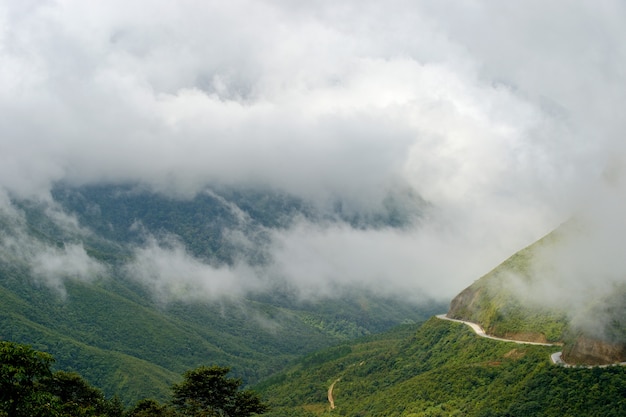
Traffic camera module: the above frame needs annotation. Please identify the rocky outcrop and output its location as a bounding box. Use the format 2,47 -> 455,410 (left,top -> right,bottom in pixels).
563,336 -> 626,365
447,284 -> 482,320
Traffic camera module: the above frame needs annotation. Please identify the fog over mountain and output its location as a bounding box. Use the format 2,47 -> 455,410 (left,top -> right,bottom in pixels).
2,0 -> 626,303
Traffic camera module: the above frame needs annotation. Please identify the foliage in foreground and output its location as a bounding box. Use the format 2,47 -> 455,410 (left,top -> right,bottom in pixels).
171,366 -> 269,417
0,341 -> 124,417
0,341 -> 267,417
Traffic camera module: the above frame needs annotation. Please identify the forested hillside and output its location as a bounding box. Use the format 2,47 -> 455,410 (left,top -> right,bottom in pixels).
0,184 -> 439,403
257,317 -> 626,416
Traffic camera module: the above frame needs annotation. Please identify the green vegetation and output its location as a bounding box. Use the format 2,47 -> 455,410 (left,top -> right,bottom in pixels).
0,341 -> 267,417
0,341 -> 124,417
4,314 -> 626,416
448,232 -> 570,342
256,318 -> 626,417
0,184 -> 440,404
172,366 -> 268,417
0,268 -> 437,404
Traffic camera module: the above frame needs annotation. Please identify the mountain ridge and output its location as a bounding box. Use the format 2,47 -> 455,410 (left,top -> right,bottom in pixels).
446,224 -> 626,365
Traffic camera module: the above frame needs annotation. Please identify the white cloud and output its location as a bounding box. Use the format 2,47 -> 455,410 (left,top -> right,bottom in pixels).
509,178 -> 626,334
125,236 -> 263,301
1,0 -> 626,300
266,219 -> 491,301
0,201 -> 105,297
30,243 -> 105,296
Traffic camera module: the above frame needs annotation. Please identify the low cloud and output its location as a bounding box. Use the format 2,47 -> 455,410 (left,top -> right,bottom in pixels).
123,211 -> 532,303
505,177 -> 626,337
124,236 -> 263,302
267,218 -> 516,301
0,200 -> 105,297
30,243 -> 105,297
1,1 -> 626,306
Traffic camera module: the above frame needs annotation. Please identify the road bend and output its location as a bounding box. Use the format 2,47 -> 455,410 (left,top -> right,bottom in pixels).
436,314 -> 626,368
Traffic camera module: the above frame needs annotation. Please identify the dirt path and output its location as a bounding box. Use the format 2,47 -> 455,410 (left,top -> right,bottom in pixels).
327,378 -> 340,410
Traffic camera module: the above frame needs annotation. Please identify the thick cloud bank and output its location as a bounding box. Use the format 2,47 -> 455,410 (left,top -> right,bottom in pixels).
2,1 -> 626,301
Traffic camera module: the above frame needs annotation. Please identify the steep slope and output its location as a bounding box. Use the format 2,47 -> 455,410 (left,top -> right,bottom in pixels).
447,237 -> 568,343
447,225 -> 626,365
256,317 -> 626,416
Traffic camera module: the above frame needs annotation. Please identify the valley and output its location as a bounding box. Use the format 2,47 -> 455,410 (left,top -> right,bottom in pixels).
0,184 -> 440,404
1,185 -> 626,415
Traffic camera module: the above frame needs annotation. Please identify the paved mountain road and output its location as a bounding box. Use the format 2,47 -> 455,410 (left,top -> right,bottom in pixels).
435,314 -> 559,347
326,313 -> 624,409
435,314 -> 567,365
437,314 -> 626,367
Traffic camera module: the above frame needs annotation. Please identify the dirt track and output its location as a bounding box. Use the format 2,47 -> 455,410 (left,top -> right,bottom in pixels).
328,378 -> 340,409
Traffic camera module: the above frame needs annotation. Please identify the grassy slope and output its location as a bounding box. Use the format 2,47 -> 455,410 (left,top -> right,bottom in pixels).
448,223 -> 626,363
257,317 -> 626,417
447,231 -> 569,342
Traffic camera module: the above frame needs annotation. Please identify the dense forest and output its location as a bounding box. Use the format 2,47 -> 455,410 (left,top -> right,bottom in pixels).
257,318 -> 626,417
4,317 -> 625,416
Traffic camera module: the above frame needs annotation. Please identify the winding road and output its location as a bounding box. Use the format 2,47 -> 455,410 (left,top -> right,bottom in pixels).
437,314 -> 626,368
435,314 -> 558,347
326,313 -> 623,409
435,314 -> 564,363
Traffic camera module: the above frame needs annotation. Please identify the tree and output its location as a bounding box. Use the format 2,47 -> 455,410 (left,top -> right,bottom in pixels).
47,370 -> 110,416
126,398 -> 176,417
49,371 -> 103,403
0,341 -> 56,417
171,366 -> 268,417
0,341 -> 123,417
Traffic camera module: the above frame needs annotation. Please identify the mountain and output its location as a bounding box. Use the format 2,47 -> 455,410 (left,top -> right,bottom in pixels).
447,232 -> 568,343
256,317 -> 626,416
447,224 -> 626,365
0,184 -> 440,404
5,183 -> 626,414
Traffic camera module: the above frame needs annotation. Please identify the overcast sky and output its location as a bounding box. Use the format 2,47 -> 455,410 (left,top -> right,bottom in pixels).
2,0 -> 626,302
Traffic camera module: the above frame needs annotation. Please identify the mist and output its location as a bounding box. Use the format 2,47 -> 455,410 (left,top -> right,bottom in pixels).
124,235 -> 263,302
0,197 -> 106,297
2,1 -> 626,303
508,178 -> 626,338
